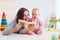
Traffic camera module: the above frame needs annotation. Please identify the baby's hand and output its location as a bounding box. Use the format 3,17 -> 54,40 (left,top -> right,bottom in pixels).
28,30 -> 35,35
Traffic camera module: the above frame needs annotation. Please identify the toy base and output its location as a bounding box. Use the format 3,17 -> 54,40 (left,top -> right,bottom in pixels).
0,28 -> 5,31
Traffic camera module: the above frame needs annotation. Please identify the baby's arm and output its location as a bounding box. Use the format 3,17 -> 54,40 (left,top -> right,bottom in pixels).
37,20 -> 42,35
28,30 -> 35,35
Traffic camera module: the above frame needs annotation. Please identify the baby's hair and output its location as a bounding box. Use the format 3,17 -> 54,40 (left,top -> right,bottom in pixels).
32,8 -> 40,15
32,8 -> 39,12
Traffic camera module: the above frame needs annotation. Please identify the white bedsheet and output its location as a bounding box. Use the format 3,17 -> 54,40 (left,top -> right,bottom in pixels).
0,30 -> 60,40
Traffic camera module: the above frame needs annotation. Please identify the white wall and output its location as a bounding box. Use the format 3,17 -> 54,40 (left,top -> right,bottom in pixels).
0,0 -> 54,24
54,0 -> 60,30
54,0 -> 60,18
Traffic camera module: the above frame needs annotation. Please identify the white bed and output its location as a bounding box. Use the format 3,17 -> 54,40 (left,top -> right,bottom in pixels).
0,29 -> 60,40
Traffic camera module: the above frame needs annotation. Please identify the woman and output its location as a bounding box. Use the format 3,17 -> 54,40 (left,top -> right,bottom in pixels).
3,8 -> 29,35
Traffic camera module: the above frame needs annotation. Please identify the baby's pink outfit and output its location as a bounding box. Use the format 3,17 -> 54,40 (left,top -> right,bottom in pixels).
28,18 -> 42,34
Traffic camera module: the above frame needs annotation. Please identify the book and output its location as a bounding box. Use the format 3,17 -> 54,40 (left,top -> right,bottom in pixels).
18,19 -> 36,29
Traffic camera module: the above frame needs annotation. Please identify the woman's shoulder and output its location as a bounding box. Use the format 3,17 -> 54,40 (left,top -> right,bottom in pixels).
9,19 -> 17,25
11,19 -> 17,23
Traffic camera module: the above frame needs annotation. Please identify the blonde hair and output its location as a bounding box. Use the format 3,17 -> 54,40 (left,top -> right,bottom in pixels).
32,8 -> 40,15
32,8 -> 39,12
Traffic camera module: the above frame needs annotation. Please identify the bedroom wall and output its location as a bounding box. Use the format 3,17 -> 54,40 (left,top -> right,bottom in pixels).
0,0 -> 54,26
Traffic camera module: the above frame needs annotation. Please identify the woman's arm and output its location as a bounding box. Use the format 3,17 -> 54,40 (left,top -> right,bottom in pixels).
8,23 -> 22,34
8,25 -> 18,34
3,20 -> 17,35
3,19 -> 23,35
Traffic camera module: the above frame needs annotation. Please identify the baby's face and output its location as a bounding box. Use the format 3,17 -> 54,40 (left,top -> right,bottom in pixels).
32,10 -> 39,19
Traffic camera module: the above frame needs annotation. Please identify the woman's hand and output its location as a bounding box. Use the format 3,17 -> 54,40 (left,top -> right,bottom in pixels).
8,22 -> 23,34
21,29 -> 28,34
15,22 -> 23,30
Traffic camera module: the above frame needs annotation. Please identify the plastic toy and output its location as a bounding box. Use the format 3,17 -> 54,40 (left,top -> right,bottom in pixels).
51,34 -> 58,40
48,14 -> 57,31
1,12 -> 7,31
18,19 -> 36,29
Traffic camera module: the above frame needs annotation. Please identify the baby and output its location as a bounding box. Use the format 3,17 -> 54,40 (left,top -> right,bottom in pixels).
28,8 -> 42,35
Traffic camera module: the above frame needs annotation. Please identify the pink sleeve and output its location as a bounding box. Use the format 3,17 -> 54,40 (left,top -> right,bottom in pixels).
39,20 -> 42,27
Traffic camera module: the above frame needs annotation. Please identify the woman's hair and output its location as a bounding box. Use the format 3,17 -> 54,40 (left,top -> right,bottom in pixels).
16,8 -> 29,23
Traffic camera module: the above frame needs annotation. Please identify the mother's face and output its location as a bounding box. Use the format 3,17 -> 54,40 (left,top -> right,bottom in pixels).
23,11 -> 29,21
